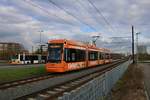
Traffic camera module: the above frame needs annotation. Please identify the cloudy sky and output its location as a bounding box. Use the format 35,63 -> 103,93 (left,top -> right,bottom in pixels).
0,0 -> 150,53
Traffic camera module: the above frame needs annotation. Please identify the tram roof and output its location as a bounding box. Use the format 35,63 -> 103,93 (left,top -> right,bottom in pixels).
48,39 -> 111,52
48,39 -> 86,47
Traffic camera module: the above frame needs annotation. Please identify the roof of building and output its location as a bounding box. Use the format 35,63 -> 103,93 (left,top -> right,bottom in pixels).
0,42 -> 20,45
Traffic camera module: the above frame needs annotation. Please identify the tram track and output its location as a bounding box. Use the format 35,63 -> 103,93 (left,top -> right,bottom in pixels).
0,73 -> 56,90
15,59 -> 128,100
0,58 -> 129,100
0,59 -> 124,90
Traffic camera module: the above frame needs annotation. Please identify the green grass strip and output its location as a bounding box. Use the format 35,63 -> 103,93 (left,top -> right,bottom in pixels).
0,65 -> 47,83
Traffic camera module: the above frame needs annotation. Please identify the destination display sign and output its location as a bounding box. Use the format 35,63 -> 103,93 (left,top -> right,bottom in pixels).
49,45 -> 61,48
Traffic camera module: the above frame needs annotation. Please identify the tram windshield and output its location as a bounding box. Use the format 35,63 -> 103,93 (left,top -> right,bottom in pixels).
47,43 -> 63,63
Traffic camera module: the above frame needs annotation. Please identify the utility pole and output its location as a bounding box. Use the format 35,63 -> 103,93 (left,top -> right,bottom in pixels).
132,26 -> 135,63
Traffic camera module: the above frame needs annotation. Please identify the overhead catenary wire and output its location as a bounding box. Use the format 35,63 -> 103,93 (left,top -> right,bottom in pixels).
23,0 -> 76,26
76,0 -> 112,33
77,0 -> 130,53
87,0 -> 117,34
110,36 -> 131,39
24,0 -> 119,35
47,0 -> 98,32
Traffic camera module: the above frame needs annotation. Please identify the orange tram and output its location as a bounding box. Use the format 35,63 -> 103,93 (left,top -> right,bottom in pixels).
46,39 -> 112,72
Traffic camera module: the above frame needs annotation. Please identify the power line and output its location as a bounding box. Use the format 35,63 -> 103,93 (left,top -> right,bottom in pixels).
110,36 -> 131,39
87,0 -> 117,34
23,0 -> 76,26
47,0 -> 98,31
76,0 -> 114,33
76,0 -> 106,30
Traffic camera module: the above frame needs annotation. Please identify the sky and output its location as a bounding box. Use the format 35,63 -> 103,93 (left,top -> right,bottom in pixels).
0,0 -> 150,53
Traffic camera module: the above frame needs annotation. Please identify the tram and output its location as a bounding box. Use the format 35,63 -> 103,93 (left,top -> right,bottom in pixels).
46,39 -> 112,72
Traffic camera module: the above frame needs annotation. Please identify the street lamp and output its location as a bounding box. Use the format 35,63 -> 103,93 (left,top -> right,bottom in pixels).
38,30 -> 44,63
39,30 -> 44,45
136,32 -> 141,63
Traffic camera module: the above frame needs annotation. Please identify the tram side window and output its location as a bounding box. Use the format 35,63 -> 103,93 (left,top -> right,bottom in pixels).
105,53 -> 110,59
105,53 -> 107,59
64,48 -> 86,62
88,51 -> 98,61
99,52 -> 102,60
108,53 -> 110,59
99,52 -> 105,60
103,53 -> 106,59
71,53 -> 76,61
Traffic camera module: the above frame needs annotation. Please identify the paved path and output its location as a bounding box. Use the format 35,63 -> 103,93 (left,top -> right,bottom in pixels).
141,63 -> 150,99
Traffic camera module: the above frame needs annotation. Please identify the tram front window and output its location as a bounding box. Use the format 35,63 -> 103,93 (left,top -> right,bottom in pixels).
47,44 -> 63,63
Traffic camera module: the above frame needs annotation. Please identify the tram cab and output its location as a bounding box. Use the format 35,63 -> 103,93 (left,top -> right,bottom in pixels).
46,39 -> 86,72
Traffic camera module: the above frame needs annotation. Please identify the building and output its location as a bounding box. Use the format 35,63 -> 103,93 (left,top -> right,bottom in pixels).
0,42 -> 28,60
137,45 -> 148,54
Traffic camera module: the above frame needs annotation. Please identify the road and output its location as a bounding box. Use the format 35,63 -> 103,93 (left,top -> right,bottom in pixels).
0,64 -> 45,69
141,63 -> 150,99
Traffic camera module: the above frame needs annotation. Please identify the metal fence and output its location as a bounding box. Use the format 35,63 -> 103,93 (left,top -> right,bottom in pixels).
58,60 -> 132,100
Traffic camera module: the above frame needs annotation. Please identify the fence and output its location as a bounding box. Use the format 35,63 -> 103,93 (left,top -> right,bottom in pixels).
58,60 -> 132,100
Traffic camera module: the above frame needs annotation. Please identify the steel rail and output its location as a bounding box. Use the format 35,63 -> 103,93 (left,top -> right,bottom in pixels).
0,59 -> 127,90
16,59 -> 128,100
0,73 -> 55,90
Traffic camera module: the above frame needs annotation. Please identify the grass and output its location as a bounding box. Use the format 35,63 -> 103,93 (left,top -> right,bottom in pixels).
0,65 -> 47,84
111,64 -> 146,100
0,60 -> 8,63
